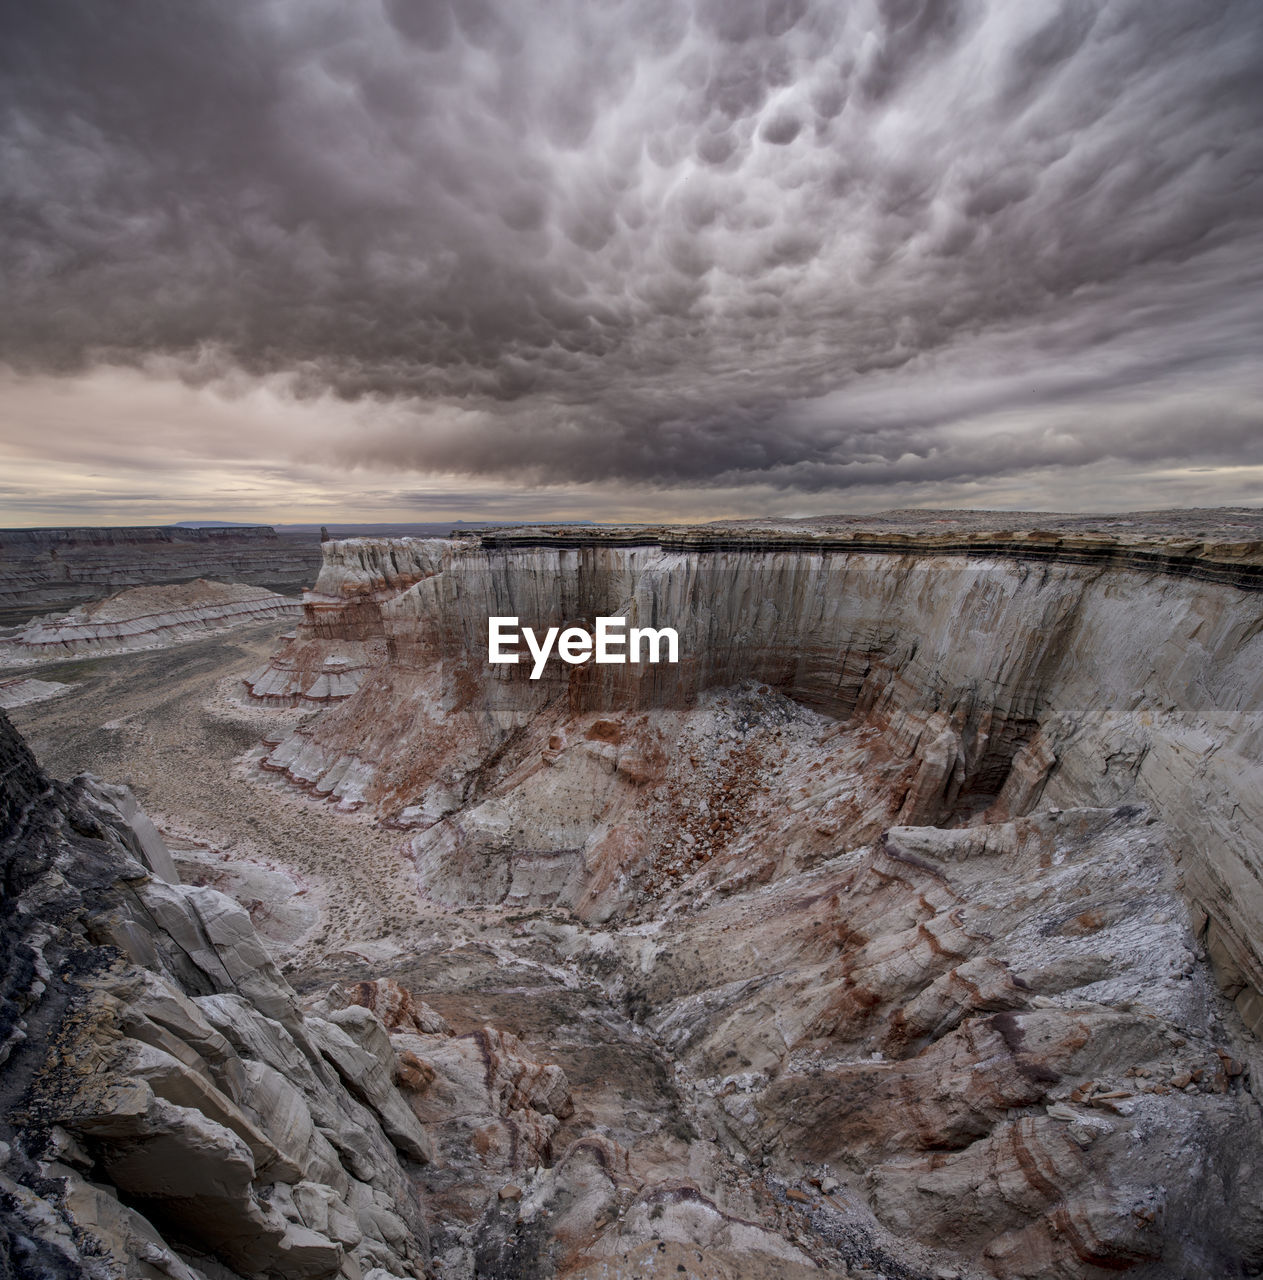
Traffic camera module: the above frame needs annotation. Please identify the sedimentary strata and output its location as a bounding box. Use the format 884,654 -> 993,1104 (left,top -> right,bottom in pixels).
606,805 -> 1262,1276
0,525 -> 320,626
5,579 -> 301,660
7,512 -> 1263,1279
257,525 -> 1263,1040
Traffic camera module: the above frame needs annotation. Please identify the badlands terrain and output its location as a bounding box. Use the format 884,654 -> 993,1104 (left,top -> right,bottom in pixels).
0,525 -> 319,627
3,510 -> 1263,1280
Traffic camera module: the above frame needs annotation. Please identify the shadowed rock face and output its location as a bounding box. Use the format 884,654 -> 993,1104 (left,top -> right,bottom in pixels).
0,708 -> 431,1278
255,528 -> 1263,1036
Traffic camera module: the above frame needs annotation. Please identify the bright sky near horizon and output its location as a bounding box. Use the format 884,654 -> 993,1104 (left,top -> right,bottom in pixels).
2,1 -> 1261,525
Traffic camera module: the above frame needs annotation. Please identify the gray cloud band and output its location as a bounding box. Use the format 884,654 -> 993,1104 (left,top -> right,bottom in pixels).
1,0 -> 1260,493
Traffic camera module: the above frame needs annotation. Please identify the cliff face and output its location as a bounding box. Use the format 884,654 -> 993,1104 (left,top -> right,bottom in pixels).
0,525 -> 321,626
254,531 -> 1263,1036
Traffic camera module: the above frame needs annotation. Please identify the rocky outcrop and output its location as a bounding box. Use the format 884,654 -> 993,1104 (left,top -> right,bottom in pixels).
4,579 -> 301,659
585,803 -> 1263,1278
255,527 -> 1263,1038
312,978 -> 575,1178
0,525 -> 320,626
243,639 -> 382,708
1,706 -> 642,1280
0,708 -> 435,1278
241,538 -> 447,709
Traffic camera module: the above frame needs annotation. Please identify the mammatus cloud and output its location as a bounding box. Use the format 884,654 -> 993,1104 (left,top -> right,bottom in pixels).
1,0 -> 1261,518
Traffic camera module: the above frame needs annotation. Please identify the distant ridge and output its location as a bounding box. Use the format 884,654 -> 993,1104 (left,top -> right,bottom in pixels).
172,520 -> 264,528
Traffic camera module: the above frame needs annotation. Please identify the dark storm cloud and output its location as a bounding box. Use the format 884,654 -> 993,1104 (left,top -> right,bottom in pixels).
1,0 -> 1261,496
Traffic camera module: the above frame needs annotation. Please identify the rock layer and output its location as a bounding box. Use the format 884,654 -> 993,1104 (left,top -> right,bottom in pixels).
8,514 -> 1263,1280
0,711 -> 663,1280
0,524 -> 320,626
5,579 -> 301,659
606,804 -> 1263,1276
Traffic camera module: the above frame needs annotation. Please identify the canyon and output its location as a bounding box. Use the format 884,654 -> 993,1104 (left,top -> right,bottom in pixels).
0,525 -> 320,626
255,523 -> 1263,1034
3,513 -> 1262,1279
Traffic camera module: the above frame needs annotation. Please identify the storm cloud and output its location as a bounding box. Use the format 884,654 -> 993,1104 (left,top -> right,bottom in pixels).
1,0 -> 1261,511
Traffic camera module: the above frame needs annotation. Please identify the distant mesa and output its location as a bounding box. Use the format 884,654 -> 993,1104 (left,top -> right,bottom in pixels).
172,519 -> 266,529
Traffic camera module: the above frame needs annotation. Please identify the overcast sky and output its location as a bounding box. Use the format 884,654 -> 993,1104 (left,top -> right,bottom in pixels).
2,0 -> 1261,525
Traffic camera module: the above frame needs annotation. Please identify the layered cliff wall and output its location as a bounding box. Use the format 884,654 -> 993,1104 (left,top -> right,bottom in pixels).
253,527 -> 1263,1034
9,513 -> 1263,1278
0,525 -> 321,625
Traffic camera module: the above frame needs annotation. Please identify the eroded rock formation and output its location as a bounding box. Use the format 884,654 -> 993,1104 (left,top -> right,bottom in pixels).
0,710 -> 614,1279
0,709 -> 431,1277
4,579 -> 301,660
256,528 -> 1263,1037
0,711 -> 842,1279
8,516 -> 1263,1279
605,805 -> 1262,1275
